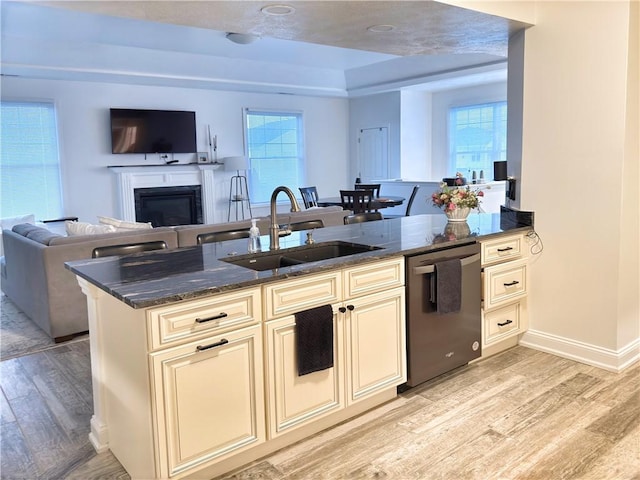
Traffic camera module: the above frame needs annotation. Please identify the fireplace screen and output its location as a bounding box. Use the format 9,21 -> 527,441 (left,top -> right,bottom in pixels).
134,185 -> 203,226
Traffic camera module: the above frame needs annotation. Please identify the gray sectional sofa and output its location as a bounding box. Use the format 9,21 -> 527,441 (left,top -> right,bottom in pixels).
0,207 -> 350,341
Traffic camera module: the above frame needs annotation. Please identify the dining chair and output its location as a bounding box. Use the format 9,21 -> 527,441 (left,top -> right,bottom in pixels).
289,219 -> 324,231
197,229 -> 250,245
340,189 -> 373,214
384,185 -> 420,219
344,212 -> 383,224
354,183 -> 381,197
298,186 -> 319,209
91,240 -> 168,258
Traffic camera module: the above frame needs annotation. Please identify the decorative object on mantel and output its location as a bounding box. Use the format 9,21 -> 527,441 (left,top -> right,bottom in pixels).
431,173 -> 483,223
197,152 -> 209,164
207,125 -> 222,164
225,156 -> 252,221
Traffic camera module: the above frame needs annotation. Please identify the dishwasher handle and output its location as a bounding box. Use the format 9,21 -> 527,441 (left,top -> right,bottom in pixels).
412,253 -> 481,275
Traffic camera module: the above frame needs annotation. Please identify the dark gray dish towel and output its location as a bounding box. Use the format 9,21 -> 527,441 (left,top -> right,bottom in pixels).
434,258 -> 462,314
295,304 -> 334,376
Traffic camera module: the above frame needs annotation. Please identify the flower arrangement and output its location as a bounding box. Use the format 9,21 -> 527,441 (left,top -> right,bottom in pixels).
431,173 -> 483,212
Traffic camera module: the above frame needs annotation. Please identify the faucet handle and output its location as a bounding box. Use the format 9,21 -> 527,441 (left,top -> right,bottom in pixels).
305,232 -> 315,245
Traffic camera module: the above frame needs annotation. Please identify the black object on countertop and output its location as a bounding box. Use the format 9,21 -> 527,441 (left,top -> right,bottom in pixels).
295,304 -> 334,376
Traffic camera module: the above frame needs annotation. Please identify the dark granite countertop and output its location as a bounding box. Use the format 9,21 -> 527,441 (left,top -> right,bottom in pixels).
65,213 -> 531,309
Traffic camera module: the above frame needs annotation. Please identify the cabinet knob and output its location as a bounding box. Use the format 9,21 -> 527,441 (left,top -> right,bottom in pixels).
338,307 -> 347,313
347,304 -> 355,311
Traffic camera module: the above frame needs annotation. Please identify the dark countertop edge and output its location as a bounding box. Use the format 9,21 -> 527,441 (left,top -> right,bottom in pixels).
67,224 -> 532,311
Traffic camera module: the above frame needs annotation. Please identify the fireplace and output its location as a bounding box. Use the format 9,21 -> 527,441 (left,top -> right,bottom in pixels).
110,164 -> 221,224
134,185 -> 203,226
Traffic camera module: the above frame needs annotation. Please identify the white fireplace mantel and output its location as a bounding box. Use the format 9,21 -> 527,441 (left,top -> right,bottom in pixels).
109,164 -> 222,224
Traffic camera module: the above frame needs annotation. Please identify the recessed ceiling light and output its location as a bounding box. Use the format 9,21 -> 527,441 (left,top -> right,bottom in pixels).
261,4 -> 296,16
367,24 -> 396,33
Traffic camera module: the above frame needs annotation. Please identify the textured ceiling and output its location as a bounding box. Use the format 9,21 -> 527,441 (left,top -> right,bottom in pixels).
40,1 -> 530,57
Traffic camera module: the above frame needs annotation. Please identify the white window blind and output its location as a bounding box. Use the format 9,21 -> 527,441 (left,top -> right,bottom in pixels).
1,101 -> 63,219
244,109 -> 304,204
449,101 -> 507,180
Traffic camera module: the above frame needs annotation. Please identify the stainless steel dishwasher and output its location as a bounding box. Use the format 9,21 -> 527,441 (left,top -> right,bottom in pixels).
404,242 -> 482,387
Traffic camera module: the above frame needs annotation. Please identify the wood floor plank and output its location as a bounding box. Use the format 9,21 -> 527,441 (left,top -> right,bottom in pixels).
2,330 -> 638,480
0,419 -> 39,479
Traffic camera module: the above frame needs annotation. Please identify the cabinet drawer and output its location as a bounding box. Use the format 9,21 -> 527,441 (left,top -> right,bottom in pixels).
263,272 -> 342,320
481,234 -> 525,266
344,257 -> 404,299
483,259 -> 527,310
484,302 -> 521,344
147,287 -> 261,350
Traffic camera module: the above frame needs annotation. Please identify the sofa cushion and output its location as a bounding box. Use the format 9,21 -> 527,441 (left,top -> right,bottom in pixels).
26,228 -> 62,245
66,221 -> 117,236
11,223 -> 42,236
97,216 -> 153,231
48,226 -> 177,246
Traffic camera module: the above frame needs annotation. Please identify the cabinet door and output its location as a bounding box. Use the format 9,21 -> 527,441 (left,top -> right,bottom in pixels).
264,308 -> 345,438
345,288 -> 406,405
150,324 -> 265,478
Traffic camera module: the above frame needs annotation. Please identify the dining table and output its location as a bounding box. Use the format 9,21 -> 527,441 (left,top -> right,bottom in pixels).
317,195 -> 405,210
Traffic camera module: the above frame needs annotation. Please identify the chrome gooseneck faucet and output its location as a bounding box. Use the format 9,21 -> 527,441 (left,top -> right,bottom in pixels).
269,186 -> 301,250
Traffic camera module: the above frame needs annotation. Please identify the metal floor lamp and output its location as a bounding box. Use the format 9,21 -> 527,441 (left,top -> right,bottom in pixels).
225,156 -> 252,221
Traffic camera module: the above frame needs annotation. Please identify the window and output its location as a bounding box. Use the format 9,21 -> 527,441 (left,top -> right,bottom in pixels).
449,101 -> 507,180
244,109 -> 304,204
1,101 -> 63,219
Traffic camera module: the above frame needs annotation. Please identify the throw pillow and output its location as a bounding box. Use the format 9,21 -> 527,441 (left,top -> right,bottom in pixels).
66,221 -> 117,236
97,216 -> 153,231
1,213 -> 36,231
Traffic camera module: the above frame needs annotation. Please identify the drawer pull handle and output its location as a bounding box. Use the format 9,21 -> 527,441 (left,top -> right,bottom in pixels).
195,312 -> 228,323
497,319 -> 513,327
503,280 -> 520,287
338,307 -> 347,313
196,339 -> 229,352
497,247 -> 514,252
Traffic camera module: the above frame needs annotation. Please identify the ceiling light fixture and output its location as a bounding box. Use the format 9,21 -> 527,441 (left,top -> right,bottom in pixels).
261,4 -> 295,16
225,32 -> 259,45
366,24 -> 396,33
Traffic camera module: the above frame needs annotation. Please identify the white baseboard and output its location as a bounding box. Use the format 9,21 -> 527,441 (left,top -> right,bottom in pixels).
519,330 -> 640,373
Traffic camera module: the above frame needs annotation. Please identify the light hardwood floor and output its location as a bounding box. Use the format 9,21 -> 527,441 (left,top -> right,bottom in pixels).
1,339 -> 638,479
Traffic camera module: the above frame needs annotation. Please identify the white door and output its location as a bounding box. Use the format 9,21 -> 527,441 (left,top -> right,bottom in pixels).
357,127 -> 389,180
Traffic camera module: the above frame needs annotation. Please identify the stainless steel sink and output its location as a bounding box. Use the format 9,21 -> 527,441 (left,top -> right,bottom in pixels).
220,241 -> 383,271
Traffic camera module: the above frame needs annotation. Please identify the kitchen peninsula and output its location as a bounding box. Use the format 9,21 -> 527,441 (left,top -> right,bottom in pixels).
66,213 -> 532,480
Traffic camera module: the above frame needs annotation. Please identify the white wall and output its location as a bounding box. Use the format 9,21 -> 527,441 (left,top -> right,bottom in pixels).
430,82 -> 507,181
1,77 -> 350,223
515,1 -> 639,369
349,92 -> 401,182
400,90 -> 433,181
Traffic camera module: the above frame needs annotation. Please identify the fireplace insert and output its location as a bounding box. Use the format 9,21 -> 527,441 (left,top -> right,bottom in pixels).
134,185 -> 203,226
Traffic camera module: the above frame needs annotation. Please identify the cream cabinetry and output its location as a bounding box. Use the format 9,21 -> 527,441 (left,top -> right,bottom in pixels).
77,257 -> 405,480
148,287 -> 265,478
344,287 -> 406,405
264,309 -> 345,437
150,324 -> 265,477
480,233 -> 529,357
263,258 -> 406,438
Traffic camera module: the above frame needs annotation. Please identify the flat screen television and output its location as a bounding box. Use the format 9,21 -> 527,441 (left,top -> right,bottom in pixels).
110,108 -> 197,154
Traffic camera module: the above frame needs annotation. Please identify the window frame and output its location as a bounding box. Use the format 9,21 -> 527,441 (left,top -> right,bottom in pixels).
447,100 -> 507,179
0,98 -> 64,220
242,108 -> 306,205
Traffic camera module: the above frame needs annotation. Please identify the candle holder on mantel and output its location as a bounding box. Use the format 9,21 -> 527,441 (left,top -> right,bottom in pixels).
225,156 -> 252,221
